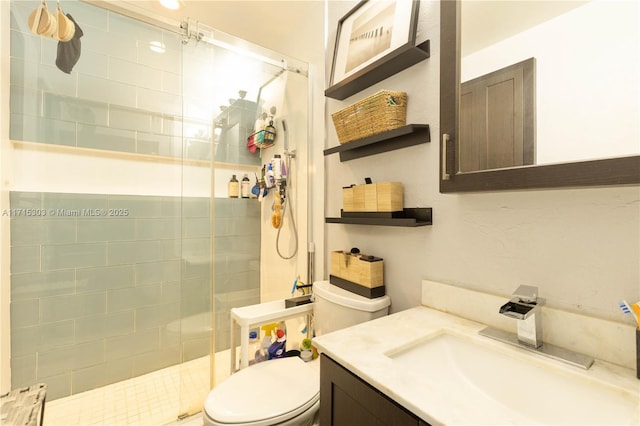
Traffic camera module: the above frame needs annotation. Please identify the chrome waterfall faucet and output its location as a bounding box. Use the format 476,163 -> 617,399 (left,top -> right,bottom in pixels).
479,285 -> 594,369
499,285 -> 544,348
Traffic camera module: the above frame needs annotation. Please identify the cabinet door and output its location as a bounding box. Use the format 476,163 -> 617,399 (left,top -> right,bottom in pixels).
459,58 -> 535,172
320,354 -> 426,426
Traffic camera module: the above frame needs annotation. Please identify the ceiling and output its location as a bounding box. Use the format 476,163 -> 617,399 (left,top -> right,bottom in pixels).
125,0 -> 319,54
462,0 -> 589,56
105,0 -> 321,113
117,1 -> 592,62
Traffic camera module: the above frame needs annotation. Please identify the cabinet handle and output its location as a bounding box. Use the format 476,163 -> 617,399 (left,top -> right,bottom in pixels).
442,133 -> 451,181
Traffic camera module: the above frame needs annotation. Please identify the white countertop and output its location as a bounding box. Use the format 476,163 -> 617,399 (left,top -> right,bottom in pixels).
312,306 -> 640,425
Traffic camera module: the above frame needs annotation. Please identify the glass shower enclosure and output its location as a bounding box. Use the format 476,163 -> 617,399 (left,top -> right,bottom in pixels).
3,1 -> 309,423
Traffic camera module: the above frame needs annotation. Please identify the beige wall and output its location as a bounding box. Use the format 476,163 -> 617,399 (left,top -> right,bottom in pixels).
324,1 -> 640,321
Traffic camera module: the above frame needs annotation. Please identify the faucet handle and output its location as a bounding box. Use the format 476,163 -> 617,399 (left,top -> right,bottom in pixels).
513,285 -> 538,303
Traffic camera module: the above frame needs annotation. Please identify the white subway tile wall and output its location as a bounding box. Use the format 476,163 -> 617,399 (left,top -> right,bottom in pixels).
7,2 -> 271,420
9,0 -> 260,163
9,192 -> 260,400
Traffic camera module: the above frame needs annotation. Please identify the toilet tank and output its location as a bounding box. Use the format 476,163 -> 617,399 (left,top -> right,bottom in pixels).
312,280 -> 391,336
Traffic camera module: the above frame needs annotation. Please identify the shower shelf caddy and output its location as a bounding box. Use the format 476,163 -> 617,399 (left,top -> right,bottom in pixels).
230,299 -> 313,372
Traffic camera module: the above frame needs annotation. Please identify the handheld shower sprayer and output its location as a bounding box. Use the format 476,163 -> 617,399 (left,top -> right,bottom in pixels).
273,118 -> 298,260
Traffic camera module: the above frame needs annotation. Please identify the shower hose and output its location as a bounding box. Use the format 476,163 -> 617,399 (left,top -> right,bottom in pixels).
276,152 -> 298,260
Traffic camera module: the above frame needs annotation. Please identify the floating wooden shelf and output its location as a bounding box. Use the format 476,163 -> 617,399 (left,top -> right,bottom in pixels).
324,124 -> 430,162
325,40 -> 431,100
325,208 -> 432,227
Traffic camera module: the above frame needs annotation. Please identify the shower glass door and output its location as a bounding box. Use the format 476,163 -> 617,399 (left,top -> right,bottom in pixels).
177,19 -> 310,417
175,29 -> 216,418
6,0 -> 212,424
5,0 -> 309,422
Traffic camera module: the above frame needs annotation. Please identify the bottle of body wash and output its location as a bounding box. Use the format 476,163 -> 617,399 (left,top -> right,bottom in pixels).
241,174 -> 250,198
228,175 -> 239,198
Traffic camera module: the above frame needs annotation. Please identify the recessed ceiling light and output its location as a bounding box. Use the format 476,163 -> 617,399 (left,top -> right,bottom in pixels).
159,0 -> 183,10
149,41 -> 166,53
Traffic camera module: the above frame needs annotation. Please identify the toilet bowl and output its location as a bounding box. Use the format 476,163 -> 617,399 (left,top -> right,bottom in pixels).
203,280 -> 391,426
203,357 -> 319,426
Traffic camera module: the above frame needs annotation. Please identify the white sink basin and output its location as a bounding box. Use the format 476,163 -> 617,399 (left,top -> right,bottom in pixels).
385,331 -> 639,425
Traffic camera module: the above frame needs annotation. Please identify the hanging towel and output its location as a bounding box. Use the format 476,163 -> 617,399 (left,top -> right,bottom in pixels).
55,14 -> 83,74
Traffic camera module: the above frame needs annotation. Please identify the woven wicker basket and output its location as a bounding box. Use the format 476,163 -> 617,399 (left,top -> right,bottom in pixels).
331,90 -> 407,144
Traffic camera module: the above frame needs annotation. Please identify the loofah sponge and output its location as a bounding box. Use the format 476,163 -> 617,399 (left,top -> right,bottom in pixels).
271,192 -> 282,228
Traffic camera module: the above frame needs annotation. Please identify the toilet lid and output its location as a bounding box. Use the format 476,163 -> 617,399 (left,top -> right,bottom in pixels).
205,357 -> 319,425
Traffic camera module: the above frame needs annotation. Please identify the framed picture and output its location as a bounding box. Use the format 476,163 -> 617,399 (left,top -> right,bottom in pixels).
327,0 -> 423,99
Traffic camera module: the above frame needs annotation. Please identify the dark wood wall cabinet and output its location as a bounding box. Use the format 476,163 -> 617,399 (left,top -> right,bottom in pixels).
320,354 -> 431,426
439,0 -> 640,192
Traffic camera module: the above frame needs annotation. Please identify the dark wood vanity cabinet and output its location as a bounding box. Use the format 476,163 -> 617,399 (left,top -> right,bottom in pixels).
320,354 -> 430,426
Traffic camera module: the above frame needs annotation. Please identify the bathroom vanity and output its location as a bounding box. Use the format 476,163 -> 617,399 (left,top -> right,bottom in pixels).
312,281 -> 640,425
320,354 -> 428,425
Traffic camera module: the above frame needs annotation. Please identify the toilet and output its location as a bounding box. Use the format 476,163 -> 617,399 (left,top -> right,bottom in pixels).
203,280 -> 391,426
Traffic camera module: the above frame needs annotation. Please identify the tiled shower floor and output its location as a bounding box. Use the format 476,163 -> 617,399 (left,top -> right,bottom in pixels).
44,351 -> 232,426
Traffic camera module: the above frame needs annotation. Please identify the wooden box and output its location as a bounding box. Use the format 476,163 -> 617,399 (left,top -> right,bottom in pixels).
342,185 -> 367,211
342,182 -> 403,212
330,251 -> 383,287
342,187 -> 354,211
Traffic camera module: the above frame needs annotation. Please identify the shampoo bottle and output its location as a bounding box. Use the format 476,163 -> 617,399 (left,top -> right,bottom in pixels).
228,175 -> 239,198
265,163 -> 275,188
248,331 -> 262,365
272,155 -> 282,181
241,174 -> 250,198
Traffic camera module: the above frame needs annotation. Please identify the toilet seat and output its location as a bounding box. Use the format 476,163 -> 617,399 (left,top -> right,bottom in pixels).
204,357 -> 319,426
